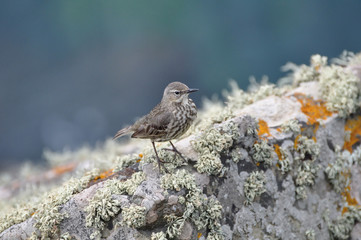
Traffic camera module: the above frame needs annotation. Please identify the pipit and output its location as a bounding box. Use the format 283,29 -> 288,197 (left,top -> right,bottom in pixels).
113,82 -> 198,172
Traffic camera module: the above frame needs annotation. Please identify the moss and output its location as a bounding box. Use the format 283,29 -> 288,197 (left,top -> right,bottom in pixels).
121,205 -> 146,228
243,171 -> 266,205
251,140 -> 273,167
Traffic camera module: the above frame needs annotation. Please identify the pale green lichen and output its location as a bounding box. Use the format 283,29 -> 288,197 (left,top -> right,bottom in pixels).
223,79 -> 289,117
251,140 -> 273,167
230,147 -> 247,163
294,136 -> 319,161
295,161 -> 319,200
281,53 -> 360,118
113,153 -> 142,172
243,171 -> 266,205
280,54 -> 326,86
280,119 -> 301,135
32,170 -> 100,239
319,65 -> 359,117
121,205 -> 146,228
0,169 -> 100,236
161,170 -> 224,239
191,121 -> 239,176
325,148 -> 352,193
85,172 -> 145,239
277,146 -> 291,174
151,231 -> 168,240
60,232 -> 73,240
305,229 -> 315,240
328,206 -> 361,240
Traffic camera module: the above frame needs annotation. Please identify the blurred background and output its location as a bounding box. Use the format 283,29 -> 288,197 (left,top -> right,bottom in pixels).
1,0 -> 361,170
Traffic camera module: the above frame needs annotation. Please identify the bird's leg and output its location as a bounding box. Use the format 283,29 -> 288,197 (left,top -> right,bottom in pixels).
162,141 -> 187,162
151,141 -> 168,173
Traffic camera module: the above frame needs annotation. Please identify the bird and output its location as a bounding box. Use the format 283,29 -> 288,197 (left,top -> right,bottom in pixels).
113,82 -> 198,172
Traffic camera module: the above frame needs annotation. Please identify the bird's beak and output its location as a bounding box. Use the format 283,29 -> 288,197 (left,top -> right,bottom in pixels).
187,88 -> 199,93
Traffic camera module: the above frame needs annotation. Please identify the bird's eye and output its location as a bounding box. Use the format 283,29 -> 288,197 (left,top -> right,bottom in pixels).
174,91 -> 180,96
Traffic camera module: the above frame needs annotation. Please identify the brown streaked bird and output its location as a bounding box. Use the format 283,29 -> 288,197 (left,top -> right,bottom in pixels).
113,82 -> 198,171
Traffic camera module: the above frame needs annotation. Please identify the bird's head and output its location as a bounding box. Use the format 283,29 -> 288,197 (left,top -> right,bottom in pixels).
162,82 -> 198,104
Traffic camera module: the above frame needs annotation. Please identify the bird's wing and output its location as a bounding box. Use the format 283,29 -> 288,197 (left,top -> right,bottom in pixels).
131,110 -> 172,139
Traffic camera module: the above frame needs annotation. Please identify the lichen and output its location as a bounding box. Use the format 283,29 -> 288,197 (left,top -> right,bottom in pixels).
60,232 -> 73,240
85,172 -> 145,239
274,145 -> 291,174
319,65 -> 359,117
243,171 -> 266,205
121,205 -> 146,228
325,148 -> 352,193
294,136 -> 319,161
281,53 -> 360,118
230,147 -> 247,163
295,161 -> 319,199
293,93 -> 334,125
280,119 -> 301,135
113,153 -> 142,172
151,231 -> 168,240
191,121 -> 239,176
251,140 -> 273,167
328,206 -> 361,240
343,116 -> 361,153
305,229 -> 315,240
31,170 -> 100,239
280,54 -> 326,86
161,170 -> 224,239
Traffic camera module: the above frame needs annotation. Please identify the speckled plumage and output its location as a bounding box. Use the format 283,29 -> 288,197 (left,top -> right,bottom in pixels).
114,82 -> 198,171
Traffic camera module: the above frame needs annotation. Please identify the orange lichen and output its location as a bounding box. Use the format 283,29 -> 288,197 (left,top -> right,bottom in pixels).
343,116 -> 361,153
292,93 -> 333,125
294,135 -> 301,149
256,162 -> 260,166
197,233 -> 202,239
51,162 -> 76,176
274,144 -> 283,161
341,185 -> 359,206
258,119 -> 271,139
137,153 -> 143,163
93,169 -> 114,181
341,206 -> 348,215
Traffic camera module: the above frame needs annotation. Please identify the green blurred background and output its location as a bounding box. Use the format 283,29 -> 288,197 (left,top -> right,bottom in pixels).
1,0 -> 360,169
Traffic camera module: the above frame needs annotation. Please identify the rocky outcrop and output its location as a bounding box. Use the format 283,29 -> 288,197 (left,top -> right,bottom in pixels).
1,52 -> 361,240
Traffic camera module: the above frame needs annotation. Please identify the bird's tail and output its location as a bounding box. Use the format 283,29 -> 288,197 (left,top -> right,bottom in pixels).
113,126 -> 132,140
